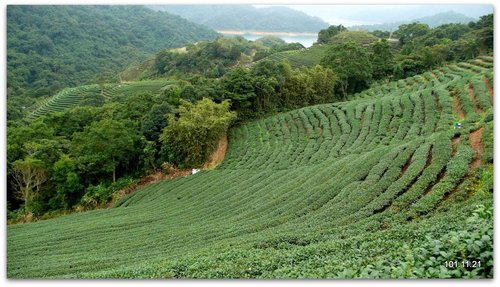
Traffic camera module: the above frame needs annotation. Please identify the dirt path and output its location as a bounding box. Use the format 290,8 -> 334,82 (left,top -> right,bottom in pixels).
466,83 -> 484,114
469,127 -> 484,169
204,136 -> 228,169
483,76 -> 494,105
452,136 -> 461,156
399,152 -> 414,178
452,96 -> 465,120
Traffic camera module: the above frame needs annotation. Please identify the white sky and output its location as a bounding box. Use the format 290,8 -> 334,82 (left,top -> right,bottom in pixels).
255,4 -> 493,26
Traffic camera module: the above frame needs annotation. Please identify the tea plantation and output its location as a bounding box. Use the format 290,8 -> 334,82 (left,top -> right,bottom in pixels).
27,80 -> 175,119
8,57 -> 493,278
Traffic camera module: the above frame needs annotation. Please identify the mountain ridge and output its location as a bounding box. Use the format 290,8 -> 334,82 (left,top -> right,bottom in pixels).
149,5 -> 329,33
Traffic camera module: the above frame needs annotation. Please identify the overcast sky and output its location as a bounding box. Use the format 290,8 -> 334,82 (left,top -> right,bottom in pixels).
256,4 -> 494,26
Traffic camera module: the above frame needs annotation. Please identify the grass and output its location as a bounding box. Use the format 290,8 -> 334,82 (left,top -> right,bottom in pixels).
8,57 -> 493,278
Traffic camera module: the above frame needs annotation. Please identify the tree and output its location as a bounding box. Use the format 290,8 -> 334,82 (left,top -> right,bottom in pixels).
450,38 -> 478,60
317,25 -> 347,44
71,119 -> 140,182
141,102 -> 173,142
221,67 -> 256,119
371,39 -> 396,80
11,157 -> 47,211
321,41 -> 372,96
394,54 -> 427,78
394,23 -> 431,45
50,155 -> 82,209
160,98 -> 236,167
371,30 -> 390,39
470,14 -> 493,52
250,60 -> 285,113
304,65 -> 337,104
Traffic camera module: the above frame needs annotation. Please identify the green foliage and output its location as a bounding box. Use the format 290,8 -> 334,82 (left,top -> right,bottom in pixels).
141,103 -> 174,142
254,36 -> 287,48
328,31 -> 379,47
7,5 -> 217,115
371,39 -> 396,80
393,15 -> 493,78
219,61 -> 337,119
253,41 -> 305,62
321,41 -> 372,96
394,23 -> 431,45
154,37 -> 258,78
80,177 -> 136,209
257,44 -> 329,68
10,157 -> 48,213
7,57 -> 494,278
50,155 -> 83,210
343,204 -> 493,278
71,119 -> 142,182
221,67 -> 258,119
468,14 -> 493,52
28,80 -> 176,119
5,8 -> 495,278
371,30 -> 391,38
317,24 -> 347,44
160,99 -> 236,167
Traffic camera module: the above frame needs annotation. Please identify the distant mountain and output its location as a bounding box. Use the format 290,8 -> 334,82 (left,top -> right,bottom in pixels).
7,5 -> 218,100
290,4 -> 492,25
350,11 -> 477,32
149,5 -> 329,33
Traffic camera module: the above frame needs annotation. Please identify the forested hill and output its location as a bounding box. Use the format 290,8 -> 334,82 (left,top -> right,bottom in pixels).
150,5 -> 329,32
351,11 -> 476,32
7,5 -> 218,116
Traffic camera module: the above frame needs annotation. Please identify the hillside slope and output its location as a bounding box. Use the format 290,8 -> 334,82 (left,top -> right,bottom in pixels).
7,5 -> 217,101
351,11 -> 476,32
26,80 -> 177,119
7,57 -> 493,278
152,5 -> 328,33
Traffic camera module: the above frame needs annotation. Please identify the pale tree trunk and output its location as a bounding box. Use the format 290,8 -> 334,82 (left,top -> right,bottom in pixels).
11,159 -> 47,211
112,156 -> 116,183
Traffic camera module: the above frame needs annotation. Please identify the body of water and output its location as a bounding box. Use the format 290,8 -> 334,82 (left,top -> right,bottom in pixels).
219,31 -> 318,48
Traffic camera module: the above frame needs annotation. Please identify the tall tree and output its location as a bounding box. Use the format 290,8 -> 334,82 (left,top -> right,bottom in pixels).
51,155 -> 82,209
371,39 -> 396,80
160,98 -> 236,167
394,23 -> 431,45
71,119 -> 140,182
321,41 -> 372,96
317,24 -> 347,44
11,157 -> 47,211
221,67 -> 256,120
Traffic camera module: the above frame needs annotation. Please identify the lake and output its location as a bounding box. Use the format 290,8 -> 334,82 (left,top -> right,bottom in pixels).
218,30 -> 318,48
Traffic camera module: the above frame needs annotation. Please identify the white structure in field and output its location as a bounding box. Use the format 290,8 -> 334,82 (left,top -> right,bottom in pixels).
192,168 -> 200,175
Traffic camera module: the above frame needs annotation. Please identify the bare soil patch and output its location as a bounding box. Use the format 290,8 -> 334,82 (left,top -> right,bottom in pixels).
203,136 -> 228,169
452,96 -> 465,120
483,76 -> 494,105
452,136 -> 461,156
466,83 -> 484,114
469,127 -> 484,169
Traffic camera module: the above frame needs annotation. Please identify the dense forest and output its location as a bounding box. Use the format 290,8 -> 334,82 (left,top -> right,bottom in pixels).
7,5 -> 218,120
151,5 -> 329,32
6,9 -> 493,224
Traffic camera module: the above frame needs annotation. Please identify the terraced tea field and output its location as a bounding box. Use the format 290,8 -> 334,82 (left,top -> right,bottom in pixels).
27,80 -> 175,119
8,57 -> 493,278
257,44 -> 329,68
